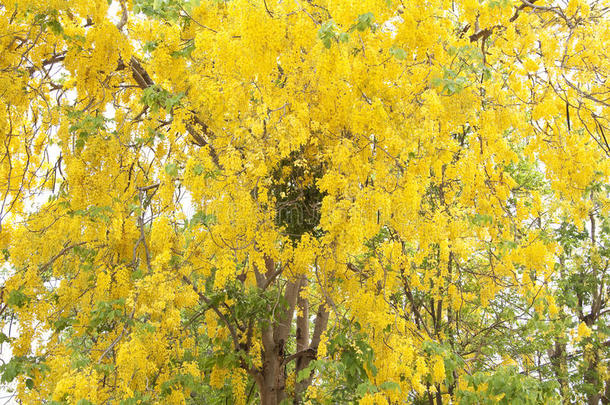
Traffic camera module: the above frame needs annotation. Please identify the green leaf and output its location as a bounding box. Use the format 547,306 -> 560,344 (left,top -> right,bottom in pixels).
142,40 -> 160,53
355,12 -> 375,32
0,333 -> 11,344
356,382 -> 377,396
471,213 -> 493,226
7,289 -> 29,308
379,381 -> 400,391
0,360 -> 20,383
318,20 -> 337,49
53,317 -> 75,333
47,19 -> 63,35
193,164 -> 205,176
389,46 -> 407,60
190,211 -> 216,227
171,41 -> 195,59
297,360 -> 318,382
140,85 -> 178,112
431,77 -> 443,87
165,163 -> 179,177
164,92 -> 184,110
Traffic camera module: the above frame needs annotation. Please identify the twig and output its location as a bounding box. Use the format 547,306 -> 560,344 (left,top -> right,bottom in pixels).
39,241 -> 87,273
116,0 -> 128,31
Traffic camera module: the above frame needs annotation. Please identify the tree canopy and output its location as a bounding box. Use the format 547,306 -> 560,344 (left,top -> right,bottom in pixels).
0,0 -> 609,403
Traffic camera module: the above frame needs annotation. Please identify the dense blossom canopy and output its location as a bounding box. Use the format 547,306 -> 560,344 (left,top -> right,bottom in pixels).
0,0 -> 609,403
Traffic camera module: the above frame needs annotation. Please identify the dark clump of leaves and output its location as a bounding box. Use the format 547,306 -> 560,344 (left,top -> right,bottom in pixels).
268,147 -> 326,241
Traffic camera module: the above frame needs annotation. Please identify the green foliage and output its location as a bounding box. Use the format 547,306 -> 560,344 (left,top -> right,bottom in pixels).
457,367 -> 559,404
69,205 -> 113,224
7,288 -> 30,309
141,85 -> 184,112
352,12 -> 376,33
301,321 -> 401,403
470,213 -> 494,226
133,0 -> 187,20
88,299 -> 128,334
390,46 -> 407,60
171,40 -> 195,59
53,316 -> 76,333
32,11 -> 63,34
66,109 -> 107,151
431,67 -> 470,95
118,391 -> 153,405
318,13 -> 376,48
0,332 -> 11,344
0,356 -> 49,387
486,0 -> 511,8
270,148 -> 325,240
504,158 -> 546,192
189,210 -> 217,228
318,20 -> 338,49
165,162 -> 180,177
161,373 -> 198,396
433,45 -> 491,94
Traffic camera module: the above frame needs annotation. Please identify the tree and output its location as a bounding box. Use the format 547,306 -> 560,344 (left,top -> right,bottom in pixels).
0,0 -> 608,404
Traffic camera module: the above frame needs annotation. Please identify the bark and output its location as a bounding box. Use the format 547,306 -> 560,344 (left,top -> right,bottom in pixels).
435,386 -> 443,405
294,278 -> 310,404
585,347 -> 601,405
602,379 -> 610,405
294,303 -> 329,402
585,214 -> 602,405
260,321 -> 281,405
548,339 -> 569,404
251,256 -> 331,404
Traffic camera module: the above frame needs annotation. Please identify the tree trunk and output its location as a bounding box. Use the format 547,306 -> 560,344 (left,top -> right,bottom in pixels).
259,343 -> 285,405
254,259 -> 329,404
548,339 -> 569,404
294,304 -> 329,403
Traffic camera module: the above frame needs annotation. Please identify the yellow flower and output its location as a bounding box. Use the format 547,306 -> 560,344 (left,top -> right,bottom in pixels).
576,322 -> 593,341
432,355 -> 446,384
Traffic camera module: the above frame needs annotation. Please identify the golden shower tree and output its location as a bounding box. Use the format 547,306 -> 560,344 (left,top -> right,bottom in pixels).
0,0 -> 609,403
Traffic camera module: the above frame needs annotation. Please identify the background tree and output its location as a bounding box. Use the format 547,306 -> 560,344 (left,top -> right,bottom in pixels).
0,0 -> 609,404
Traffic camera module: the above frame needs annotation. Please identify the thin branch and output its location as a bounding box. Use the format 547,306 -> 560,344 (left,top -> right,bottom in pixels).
181,275 -> 241,351
38,241 -> 87,273
116,0 -> 128,31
